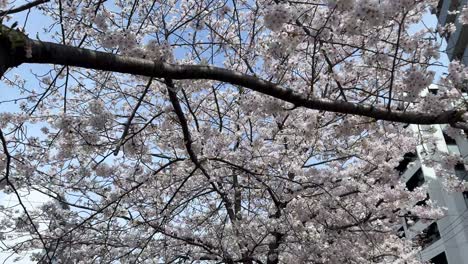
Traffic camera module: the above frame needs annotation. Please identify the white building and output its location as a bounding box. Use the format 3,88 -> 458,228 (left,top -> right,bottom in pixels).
398,1 -> 468,263
434,0 -> 468,64
398,122 -> 468,264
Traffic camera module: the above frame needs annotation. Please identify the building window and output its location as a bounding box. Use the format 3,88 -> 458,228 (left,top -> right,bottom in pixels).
396,152 -> 417,175
454,163 -> 468,181
446,0 -> 461,24
443,131 -> 460,153
419,222 -> 441,249
443,132 -> 457,146
432,0 -> 442,15
455,164 -> 468,206
406,168 -> 424,191
463,191 -> 468,207
430,251 -> 448,264
397,226 -> 405,238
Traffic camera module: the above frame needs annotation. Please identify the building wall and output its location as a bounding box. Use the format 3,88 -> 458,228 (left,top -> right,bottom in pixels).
436,0 -> 468,61
400,124 -> 468,263
406,2 -> 468,263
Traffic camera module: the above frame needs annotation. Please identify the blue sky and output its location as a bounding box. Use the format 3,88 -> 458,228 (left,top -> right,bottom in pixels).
410,12 -> 451,81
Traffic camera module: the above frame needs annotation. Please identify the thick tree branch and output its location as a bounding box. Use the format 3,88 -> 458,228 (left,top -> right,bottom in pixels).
0,34 -> 466,127
0,0 -> 50,16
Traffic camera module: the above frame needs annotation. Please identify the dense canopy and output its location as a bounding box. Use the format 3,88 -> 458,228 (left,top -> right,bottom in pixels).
0,0 -> 468,263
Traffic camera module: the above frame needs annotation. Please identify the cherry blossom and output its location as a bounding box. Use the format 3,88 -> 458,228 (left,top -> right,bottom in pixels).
460,5 -> 468,25
0,0 -> 466,263
263,3 -> 293,32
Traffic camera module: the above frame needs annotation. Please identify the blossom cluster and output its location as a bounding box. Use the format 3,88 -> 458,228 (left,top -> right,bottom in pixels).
263,3 -> 293,32
459,5 -> 468,25
403,68 -> 435,102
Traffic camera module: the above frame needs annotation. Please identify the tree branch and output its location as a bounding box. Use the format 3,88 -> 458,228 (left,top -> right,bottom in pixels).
165,79 -> 237,222
0,35 -> 465,127
114,77 -> 153,155
0,0 -> 50,16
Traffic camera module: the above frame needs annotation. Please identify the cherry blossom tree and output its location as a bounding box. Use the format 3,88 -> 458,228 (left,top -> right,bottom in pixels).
0,0 -> 467,263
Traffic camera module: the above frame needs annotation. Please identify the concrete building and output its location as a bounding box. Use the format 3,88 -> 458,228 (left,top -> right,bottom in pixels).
397,122 -> 468,264
397,1 -> 468,263
435,0 -> 468,64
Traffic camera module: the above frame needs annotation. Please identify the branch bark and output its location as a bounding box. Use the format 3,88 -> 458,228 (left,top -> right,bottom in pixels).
0,0 -> 50,16
0,33 -> 466,127
165,79 -> 237,223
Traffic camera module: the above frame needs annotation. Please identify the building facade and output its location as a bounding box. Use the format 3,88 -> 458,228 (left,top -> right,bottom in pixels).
398,1 -> 468,263
435,0 -> 468,64
398,123 -> 468,264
